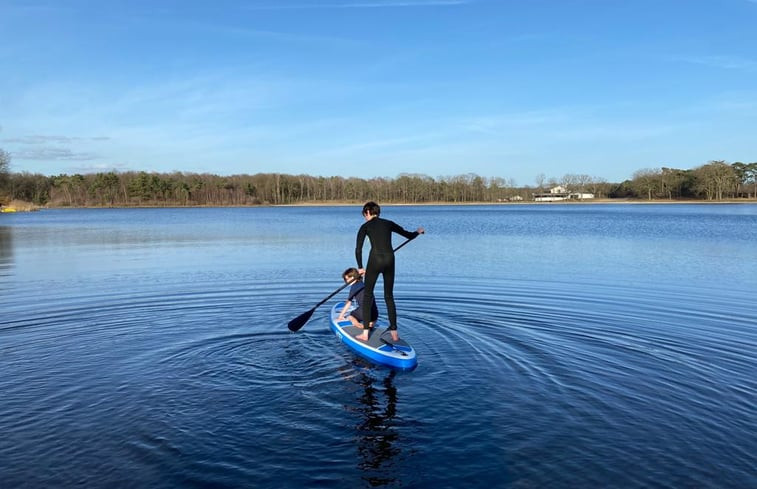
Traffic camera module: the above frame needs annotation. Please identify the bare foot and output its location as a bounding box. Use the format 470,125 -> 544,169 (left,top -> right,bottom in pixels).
390,331 -> 399,342
355,333 -> 369,341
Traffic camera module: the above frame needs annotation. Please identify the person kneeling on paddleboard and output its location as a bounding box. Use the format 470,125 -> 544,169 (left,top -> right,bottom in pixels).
336,268 -> 379,331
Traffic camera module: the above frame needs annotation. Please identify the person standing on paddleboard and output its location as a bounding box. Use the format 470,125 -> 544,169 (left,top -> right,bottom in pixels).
355,201 -> 424,343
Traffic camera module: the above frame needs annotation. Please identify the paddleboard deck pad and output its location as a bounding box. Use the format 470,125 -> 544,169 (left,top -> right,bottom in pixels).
329,302 -> 418,370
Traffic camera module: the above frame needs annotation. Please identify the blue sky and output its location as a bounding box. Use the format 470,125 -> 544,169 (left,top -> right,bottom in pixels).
1,0 -> 756,185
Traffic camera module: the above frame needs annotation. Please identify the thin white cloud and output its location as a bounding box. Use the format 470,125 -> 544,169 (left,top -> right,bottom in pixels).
316,132 -> 440,156
2,135 -> 109,144
69,162 -> 132,173
126,14 -> 361,47
2,134 -> 110,163
683,90 -> 757,115
678,55 -> 757,72
11,147 -> 98,161
457,110 -> 572,135
247,0 -> 471,9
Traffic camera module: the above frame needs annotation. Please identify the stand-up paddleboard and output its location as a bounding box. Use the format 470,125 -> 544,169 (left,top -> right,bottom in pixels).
329,302 -> 417,370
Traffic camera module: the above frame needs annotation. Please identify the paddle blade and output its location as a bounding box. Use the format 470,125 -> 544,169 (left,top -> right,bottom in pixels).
288,308 -> 315,332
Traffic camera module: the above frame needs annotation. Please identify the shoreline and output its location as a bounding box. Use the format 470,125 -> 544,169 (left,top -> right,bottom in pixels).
3,198 -> 757,211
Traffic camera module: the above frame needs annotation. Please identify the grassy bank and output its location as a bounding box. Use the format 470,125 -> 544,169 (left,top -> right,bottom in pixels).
1,200 -> 41,212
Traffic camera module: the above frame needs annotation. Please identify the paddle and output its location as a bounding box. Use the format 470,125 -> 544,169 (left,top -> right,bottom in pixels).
287,235 -> 417,332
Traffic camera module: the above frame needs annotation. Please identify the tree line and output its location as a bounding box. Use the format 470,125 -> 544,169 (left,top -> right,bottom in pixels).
614,161 -> 757,201
1,170 -> 528,207
1,150 -> 755,207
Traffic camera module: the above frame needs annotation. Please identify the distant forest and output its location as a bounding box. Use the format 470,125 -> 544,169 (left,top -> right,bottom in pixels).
1,150 -> 756,207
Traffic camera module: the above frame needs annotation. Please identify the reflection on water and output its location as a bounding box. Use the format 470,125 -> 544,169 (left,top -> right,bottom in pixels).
354,371 -> 400,487
0,226 -> 12,277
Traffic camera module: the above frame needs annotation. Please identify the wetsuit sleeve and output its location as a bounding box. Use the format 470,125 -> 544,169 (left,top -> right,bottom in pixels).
355,223 -> 368,268
391,221 -> 420,240
347,283 -> 364,302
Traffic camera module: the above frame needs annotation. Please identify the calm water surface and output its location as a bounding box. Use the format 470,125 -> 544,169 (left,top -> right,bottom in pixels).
1,205 -> 755,488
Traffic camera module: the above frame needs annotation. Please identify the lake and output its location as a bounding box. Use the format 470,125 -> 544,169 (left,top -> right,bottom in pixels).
1,204 -> 755,488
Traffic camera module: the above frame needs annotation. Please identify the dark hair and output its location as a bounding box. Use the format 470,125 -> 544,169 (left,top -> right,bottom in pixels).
342,267 -> 361,283
362,201 -> 380,217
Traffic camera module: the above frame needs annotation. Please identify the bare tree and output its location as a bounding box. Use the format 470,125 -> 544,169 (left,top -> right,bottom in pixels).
0,149 -> 10,201
560,174 -> 578,192
576,174 -> 592,192
748,162 -> 757,198
0,149 -> 9,174
588,177 -> 608,198
660,167 -> 687,200
693,161 -> 738,200
535,173 -> 546,191
632,168 -> 661,200
732,162 -> 757,198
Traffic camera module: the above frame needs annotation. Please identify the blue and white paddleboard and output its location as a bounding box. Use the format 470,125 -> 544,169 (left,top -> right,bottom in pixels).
329,302 -> 418,370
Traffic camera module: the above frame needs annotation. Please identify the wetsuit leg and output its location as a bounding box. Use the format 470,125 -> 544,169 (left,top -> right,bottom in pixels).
362,252 -> 397,330
361,260 -> 380,329
350,308 -> 364,322
383,256 -> 397,330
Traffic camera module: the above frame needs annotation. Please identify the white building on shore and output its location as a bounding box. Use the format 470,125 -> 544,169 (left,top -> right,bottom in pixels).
533,186 -> 594,202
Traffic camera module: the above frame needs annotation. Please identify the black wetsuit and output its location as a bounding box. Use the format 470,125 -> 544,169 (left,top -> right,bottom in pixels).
355,217 -> 419,331
347,281 -> 378,323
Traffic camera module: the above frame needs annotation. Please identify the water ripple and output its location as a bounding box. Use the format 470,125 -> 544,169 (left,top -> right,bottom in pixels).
2,270 -> 755,487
